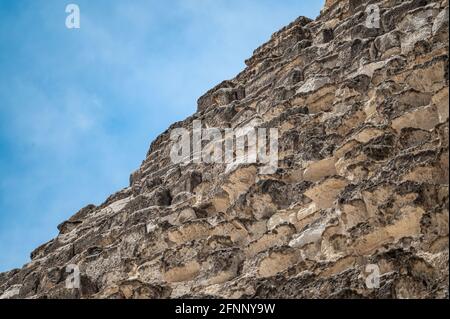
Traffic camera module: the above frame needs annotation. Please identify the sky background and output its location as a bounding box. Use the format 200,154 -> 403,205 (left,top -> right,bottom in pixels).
0,0 -> 323,272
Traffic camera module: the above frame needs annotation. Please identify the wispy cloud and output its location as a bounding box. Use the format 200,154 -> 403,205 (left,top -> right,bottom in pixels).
0,0 -> 323,271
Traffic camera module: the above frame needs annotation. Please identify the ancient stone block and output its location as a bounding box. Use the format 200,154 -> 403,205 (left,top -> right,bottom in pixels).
391,105 -> 440,132
257,248 -> 299,278
2,0 -> 448,300
304,177 -> 349,209
163,260 -> 201,283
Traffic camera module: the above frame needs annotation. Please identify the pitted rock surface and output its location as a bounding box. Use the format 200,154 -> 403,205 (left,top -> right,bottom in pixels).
1,0 -> 448,299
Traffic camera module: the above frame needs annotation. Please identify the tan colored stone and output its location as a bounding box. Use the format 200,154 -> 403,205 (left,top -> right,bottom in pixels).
339,200 -> 368,231
306,86 -> 336,114
406,61 -> 447,92
320,256 -> 356,278
211,221 -> 248,243
296,202 -> 319,222
392,105 -> 440,133
304,177 -> 349,209
335,153 -> 368,181
257,250 -> 299,278
167,221 -> 211,244
164,260 -> 201,283
246,225 -> 295,257
432,87 -> 449,123
402,165 -> 448,184
222,166 -> 257,203
352,127 -> 385,144
334,140 -> 361,158
303,157 -> 337,182
2,0 -> 449,300
354,206 -> 425,255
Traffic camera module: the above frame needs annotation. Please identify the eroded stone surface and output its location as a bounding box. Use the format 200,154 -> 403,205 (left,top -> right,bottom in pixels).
0,0 -> 448,299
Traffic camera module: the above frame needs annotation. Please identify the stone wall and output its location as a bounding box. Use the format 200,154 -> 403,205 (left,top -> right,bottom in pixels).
0,0 -> 448,299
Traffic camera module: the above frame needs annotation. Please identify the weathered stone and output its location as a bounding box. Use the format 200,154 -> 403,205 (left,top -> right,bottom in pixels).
247,225 -> 295,257
163,260 -> 201,283
296,76 -> 330,94
353,206 -> 425,255
432,87 -> 449,123
1,0 -> 447,300
304,177 -> 349,209
167,220 -> 211,245
303,157 -> 337,182
374,31 -> 402,57
391,105 -> 440,133
257,248 -> 299,278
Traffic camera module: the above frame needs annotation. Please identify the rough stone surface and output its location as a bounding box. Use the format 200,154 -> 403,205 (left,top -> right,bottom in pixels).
1,0 -> 448,299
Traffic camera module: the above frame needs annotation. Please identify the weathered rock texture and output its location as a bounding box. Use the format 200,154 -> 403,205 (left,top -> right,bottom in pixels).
1,0 -> 449,299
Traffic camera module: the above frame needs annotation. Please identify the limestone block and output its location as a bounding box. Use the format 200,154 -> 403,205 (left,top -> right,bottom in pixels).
303,157 -> 337,182
432,87 -> 449,123
167,221 -> 211,244
163,260 -> 201,283
257,249 -> 299,278
392,105 -> 440,133
247,225 -> 295,257
354,206 -> 425,255
304,177 -> 349,209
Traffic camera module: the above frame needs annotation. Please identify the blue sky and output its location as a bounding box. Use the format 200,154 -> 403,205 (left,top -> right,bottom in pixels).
0,0 -> 323,272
